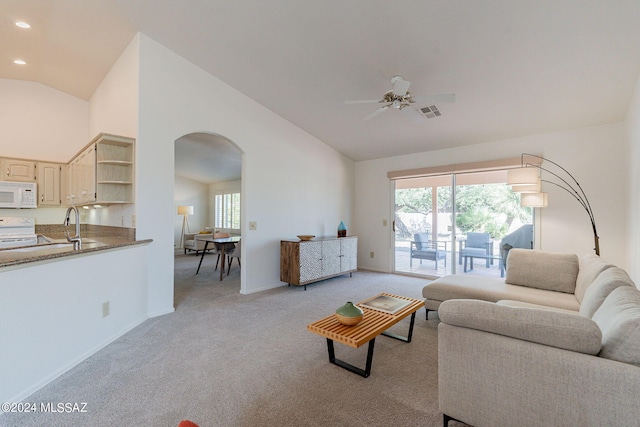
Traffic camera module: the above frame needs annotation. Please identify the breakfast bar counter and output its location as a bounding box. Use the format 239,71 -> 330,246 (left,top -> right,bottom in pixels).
0,224 -> 152,269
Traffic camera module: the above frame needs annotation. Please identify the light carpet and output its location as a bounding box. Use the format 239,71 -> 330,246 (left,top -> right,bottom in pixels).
1,254 -> 465,427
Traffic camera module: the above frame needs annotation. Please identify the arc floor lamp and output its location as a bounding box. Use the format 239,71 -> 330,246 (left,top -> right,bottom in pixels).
507,153 -> 600,256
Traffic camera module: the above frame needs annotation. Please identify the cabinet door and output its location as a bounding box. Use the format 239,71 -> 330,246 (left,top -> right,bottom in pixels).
321,239 -> 341,277
340,237 -> 358,272
37,162 -> 61,206
1,158 -> 36,182
79,146 -> 96,203
66,163 -> 76,205
299,241 -> 323,283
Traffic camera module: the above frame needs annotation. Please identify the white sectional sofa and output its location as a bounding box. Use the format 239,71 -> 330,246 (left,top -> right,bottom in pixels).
422,249 -> 615,317
425,249 -> 640,426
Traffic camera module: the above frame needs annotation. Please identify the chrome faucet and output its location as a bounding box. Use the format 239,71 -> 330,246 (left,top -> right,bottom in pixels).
64,206 -> 82,250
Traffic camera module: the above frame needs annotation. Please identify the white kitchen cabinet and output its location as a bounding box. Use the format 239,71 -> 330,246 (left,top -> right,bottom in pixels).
280,236 -> 358,289
95,133 -> 134,204
67,144 -> 96,205
1,158 -> 36,182
37,162 -> 63,206
66,133 -> 134,206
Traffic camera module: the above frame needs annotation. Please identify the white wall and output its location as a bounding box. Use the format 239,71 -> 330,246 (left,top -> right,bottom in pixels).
88,36 -> 139,139
135,34 -> 354,302
174,175 -> 210,246
354,123 -> 630,273
0,78 -> 88,162
627,73 -> 640,282
0,245 -> 150,404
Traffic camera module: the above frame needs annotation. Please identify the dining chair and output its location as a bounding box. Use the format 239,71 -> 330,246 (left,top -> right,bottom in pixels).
211,232 -> 230,270
226,238 -> 241,275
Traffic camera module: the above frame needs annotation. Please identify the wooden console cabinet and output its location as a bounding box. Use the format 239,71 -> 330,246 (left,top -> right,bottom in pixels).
280,236 -> 357,289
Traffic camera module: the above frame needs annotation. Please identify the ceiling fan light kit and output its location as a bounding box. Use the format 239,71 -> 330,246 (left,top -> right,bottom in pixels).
345,75 -> 455,122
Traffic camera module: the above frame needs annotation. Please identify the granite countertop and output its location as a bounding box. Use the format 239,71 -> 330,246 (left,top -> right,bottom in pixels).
0,224 -> 152,269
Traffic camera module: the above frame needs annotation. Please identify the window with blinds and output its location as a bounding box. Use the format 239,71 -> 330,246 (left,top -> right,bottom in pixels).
214,192 -> 240,229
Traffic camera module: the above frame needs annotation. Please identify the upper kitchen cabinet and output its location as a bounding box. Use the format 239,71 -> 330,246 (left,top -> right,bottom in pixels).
1,158 -> 36,182
95,133 -> 135,204
67,144 -> 96,205
67,133 -> 135,206
37,162 -> 63,206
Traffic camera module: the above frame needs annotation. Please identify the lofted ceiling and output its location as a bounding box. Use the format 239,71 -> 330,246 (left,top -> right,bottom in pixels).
3,0 -> 640,174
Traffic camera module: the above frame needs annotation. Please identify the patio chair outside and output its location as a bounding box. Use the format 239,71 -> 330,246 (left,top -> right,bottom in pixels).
410,233 -> 447,268
458,232 -> 493,268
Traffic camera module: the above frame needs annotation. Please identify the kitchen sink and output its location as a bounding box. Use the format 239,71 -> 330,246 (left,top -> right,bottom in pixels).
8,243 -> 75,252
6,240 -> 104,253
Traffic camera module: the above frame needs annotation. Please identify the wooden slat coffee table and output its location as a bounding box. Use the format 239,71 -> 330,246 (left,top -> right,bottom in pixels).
307,293 -> 424,377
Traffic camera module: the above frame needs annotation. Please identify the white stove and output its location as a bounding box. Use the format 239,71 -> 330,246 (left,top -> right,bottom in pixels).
0,217 -> 38,248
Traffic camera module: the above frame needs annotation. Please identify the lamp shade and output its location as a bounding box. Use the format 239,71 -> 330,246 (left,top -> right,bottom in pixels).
178,205 -> 194,216
507,167 -> 539,185
521,192 -> 548,207
511,178 -> 541,193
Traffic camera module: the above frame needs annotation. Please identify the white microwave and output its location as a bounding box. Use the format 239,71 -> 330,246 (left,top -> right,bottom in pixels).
0,181 -> 37,209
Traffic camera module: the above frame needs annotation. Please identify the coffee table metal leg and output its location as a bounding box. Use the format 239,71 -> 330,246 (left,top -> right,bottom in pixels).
381,312 -> 417,343
326,338 -> 375,378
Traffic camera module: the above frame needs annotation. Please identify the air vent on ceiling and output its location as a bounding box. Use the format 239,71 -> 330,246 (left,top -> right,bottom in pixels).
419,105 -> 442,119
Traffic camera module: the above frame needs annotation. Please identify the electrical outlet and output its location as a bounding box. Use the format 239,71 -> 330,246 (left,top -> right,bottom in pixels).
249,221 -> 257,231
370,251 -> 375,258
102,301 -> 110,318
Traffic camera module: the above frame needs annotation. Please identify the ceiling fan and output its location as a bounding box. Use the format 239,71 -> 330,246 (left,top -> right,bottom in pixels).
345,75 -> 455,123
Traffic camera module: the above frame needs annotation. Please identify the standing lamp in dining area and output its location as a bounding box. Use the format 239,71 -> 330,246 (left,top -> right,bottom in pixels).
178,205 -> 194,249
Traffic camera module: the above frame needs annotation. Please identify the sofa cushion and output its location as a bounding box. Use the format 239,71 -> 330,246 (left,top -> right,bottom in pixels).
505,249 -> 578,294
423,275 -> 580,311
592,286 -> 640,366
439,299 -> 602,354
575,253 -> 614,303
496,300 -> 579,315
579,267 -> 635,318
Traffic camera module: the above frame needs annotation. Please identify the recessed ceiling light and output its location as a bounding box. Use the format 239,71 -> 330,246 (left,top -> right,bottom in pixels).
15,21 -> 31,29
14,59 -> 27,65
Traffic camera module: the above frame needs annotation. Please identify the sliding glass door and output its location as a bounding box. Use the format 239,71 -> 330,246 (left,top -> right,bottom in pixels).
454,171 -> 533,277
394,170 -> 533,278
394,175 -> 453,276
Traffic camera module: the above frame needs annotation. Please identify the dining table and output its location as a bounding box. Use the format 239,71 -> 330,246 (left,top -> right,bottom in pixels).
195,235 -> 241,281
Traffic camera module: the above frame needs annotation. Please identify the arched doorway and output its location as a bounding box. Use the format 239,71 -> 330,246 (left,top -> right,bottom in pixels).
173,132 -> 243,303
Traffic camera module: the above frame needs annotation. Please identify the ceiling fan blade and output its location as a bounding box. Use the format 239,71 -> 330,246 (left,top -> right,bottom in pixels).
400,106 -> 425,123
364,105 -> 390,120
412,93 -> 456,104
392,78 -> 411,96
344,100 -> 382,104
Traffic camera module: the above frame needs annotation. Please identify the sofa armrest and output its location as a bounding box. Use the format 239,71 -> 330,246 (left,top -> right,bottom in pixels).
439,299 -> 602,354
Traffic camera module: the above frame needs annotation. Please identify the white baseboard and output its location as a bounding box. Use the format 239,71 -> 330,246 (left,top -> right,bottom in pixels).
4,315 -> 148,407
